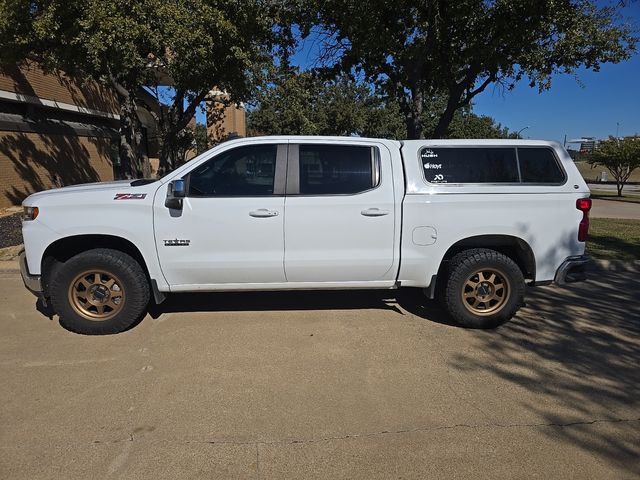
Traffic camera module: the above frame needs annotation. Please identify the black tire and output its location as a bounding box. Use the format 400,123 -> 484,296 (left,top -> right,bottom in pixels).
49,248 -> 150,335
442,248 -> 525,329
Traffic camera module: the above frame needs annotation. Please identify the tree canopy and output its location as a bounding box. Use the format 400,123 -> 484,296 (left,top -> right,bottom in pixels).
248,69 -> 517,139
247,70 -> 406,139
307,0 -> 637,139
588,137 -> 640,196
0,0 -> 285,175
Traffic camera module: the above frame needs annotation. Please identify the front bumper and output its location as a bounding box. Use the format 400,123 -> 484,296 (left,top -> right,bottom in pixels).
19,250 -> 42,295
554,255 -> 591,285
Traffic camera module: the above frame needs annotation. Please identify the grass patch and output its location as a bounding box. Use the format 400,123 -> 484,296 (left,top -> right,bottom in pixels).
587,218 -> 640,260
590,190 -> 640,205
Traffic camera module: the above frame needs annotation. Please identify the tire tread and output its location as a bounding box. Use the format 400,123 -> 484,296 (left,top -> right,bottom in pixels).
49,248 -> 150,335
442,248 -> 525,329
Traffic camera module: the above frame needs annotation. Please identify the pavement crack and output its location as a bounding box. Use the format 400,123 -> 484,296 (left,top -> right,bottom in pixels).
255,443 -> 261,480
174,416 -> 640,447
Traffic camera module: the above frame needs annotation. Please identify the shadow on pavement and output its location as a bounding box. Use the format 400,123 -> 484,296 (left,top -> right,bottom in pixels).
148,288 -> 407,318
149,287 -> 461,325
448,270 -> 640,476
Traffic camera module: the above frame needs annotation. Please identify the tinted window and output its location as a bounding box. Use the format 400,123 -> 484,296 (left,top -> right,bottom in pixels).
518,148 -> 565,184
421,147 -> 519,184
188,144 -> 277,196
299,145 -> 377,195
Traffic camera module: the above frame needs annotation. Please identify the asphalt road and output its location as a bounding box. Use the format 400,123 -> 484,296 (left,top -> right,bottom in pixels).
1,270 -> 639,479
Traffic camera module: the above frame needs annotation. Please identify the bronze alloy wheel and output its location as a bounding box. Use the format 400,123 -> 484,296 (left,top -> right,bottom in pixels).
68,270 -> 125,321
461,268 -> 511,316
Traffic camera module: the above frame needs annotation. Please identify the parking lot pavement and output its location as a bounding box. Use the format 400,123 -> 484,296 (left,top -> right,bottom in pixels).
1,270 -> 639,479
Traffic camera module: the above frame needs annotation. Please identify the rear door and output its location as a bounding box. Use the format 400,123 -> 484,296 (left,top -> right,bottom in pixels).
283,141 -> 397,283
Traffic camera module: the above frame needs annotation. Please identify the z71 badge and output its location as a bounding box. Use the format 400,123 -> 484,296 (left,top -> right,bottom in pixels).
164,239 -> 190,247
114,193 -> 147,200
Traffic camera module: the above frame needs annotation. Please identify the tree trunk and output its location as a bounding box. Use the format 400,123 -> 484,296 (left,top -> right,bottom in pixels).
432,97 -> 460,139
110,79 -> 148,179
157,90 -> 208,176
405,89 -> 425,140
617,181 -> 623,197
158,127 -> 178,177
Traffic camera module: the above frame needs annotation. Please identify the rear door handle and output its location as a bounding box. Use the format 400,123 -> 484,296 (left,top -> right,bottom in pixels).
361,208 -> 390,217
249,209 -> 279,218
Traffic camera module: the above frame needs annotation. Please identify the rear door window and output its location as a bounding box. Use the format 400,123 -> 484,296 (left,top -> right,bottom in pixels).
298,145 -> 378,195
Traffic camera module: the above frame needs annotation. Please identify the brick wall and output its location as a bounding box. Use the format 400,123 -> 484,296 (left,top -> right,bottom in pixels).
0,131 -> 114,208
206,97 -> 247,145
0,63 -> 119,115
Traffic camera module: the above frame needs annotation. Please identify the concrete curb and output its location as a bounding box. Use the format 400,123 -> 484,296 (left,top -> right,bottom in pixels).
0,260 -> 19,273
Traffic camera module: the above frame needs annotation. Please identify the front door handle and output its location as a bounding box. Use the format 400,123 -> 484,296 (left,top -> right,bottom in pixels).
249,209 -> 279,218
361,208 -> 390,217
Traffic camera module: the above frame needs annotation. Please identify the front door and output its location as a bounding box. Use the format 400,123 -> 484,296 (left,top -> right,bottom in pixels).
283,142 -> 397,283
154,142 -> 287,288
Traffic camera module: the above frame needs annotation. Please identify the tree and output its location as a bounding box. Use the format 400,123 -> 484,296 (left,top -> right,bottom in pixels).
0,0 -> 286,176
248,69 -> 516,139
247,69 -> 406,139
140,0 -> 284,175
420,96 -> 518,139
193,123 -> 209,155
308,0 -> 637,139
588,137 -> 640,196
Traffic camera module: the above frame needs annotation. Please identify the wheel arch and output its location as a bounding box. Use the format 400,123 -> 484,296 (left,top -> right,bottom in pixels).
425,234 -> 536,299
440,235 -> 536,280
41,234 -> 151,295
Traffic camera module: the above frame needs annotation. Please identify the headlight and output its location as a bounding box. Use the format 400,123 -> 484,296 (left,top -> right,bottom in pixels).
23,206 -> 39,221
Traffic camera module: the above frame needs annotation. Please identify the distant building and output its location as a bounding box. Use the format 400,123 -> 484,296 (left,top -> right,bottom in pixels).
567,137 -> 599,155
206,90 -> 246,146
579,137 -> 597,154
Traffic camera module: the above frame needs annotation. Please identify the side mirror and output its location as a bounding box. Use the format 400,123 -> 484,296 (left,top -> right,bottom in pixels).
165,178 -> 186,209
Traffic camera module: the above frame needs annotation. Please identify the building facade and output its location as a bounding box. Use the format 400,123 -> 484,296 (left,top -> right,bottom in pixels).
0,65 -> 243,208
0,63 -> 121,208
206,90 -> 246,145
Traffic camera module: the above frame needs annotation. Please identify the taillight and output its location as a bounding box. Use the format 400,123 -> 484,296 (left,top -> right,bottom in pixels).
576,197 -> 592,242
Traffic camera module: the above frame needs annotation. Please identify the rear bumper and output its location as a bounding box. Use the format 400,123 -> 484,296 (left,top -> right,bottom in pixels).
19,250 -> 42,295
554,255 -> 591,285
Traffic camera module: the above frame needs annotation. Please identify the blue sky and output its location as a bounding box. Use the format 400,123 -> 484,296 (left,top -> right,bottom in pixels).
472,50 -> 640,144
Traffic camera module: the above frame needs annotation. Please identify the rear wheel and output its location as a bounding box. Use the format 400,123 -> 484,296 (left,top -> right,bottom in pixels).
442,248 -> 525,329
50,248 -> 150,334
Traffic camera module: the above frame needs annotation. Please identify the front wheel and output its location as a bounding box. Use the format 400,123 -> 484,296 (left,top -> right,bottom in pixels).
442,248 -> 525,329
49,248 -> 150,335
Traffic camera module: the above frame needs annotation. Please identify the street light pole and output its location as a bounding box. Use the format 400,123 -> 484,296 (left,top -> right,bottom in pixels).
517,126 -> 530,138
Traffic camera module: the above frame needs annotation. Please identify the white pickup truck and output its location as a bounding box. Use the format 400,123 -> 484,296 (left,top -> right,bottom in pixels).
20,136 -> 591,334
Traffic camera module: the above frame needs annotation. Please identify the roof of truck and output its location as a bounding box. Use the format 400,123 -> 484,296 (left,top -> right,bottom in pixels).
223,135 -> 562,148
